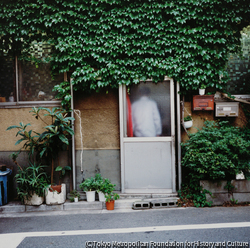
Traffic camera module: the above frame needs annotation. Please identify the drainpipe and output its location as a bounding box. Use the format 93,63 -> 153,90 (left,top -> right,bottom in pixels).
70,78 -> 76,190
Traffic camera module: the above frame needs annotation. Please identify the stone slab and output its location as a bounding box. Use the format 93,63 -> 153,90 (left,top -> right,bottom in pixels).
25,204 -> 47,212
206,193 -> 231,206
232,180 -> 250,193
64,201 -> 102,210
233,193 -> 250,203
0,202 -> 25,213
200,180 -> 228,193
46,204 -> 64,211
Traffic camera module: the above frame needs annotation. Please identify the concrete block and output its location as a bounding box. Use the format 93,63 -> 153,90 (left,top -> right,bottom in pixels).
233,193 -> 250,203
46,204 -> 64,211
200,180 -> 229,193
232,180 -> 250,193
206,193 -> 231,206
119,193 -> 151,199
147,198 -> 178,208
25,204 -> 47,212
0,202 -> 25,213
64,201 -> 102,210
132,201 -> 150,210
151,194 -> 178,198
113,199 -> 135,209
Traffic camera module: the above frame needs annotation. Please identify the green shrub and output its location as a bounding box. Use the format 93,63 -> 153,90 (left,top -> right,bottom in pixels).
181,121 -> 250,182
15,162 -> 49,203
179,120 -> 250,207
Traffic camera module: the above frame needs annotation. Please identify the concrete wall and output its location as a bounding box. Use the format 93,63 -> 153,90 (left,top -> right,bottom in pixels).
73,88 -> 121,190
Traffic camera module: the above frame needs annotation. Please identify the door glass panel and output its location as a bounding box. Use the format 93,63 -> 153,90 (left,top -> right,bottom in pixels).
125,81 -> 171,137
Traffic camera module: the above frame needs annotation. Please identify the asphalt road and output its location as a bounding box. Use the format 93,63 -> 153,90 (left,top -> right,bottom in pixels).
0,206 -> 250,248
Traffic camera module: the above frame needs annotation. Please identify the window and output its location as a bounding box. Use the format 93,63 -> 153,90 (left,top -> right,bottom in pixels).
226,25 -> 250,96
0,41 -> 62,107
125,81 -> 171,137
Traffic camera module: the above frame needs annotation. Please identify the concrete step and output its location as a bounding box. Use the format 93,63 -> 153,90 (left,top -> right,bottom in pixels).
0,195 -> 179,214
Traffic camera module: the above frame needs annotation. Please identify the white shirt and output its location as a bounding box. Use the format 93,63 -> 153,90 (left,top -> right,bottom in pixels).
132,96 -> 162,137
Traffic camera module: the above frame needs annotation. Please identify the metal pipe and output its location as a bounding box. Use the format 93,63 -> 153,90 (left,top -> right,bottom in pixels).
15,56 -> 19,102
70,78 -> 76,190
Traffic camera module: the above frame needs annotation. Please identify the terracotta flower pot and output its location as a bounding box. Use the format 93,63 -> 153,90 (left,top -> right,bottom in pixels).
106,200 -> 115,210
49,185 -> 61,193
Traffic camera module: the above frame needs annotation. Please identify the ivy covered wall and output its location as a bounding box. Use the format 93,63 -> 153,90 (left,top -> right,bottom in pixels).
0,0 -> 250,106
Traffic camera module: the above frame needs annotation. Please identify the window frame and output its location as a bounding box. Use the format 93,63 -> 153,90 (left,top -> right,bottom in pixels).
0,56 -> 61,109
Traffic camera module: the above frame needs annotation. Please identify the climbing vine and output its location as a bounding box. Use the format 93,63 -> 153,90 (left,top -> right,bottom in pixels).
0,0 -> 249,104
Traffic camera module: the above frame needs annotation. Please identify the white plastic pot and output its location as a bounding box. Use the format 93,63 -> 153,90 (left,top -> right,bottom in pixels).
98,192 -> 106,202
199,88 -> 205,95
74,197 -> 78,203
184,120 -> 193,129
85,191 -> 96,202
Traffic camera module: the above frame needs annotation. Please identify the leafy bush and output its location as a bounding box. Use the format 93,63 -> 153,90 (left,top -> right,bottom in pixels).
1,1 -> 250,106
181,121 -> 250,181
179,120 -> 250,207
15,162 -> 49,203
79,176 -> 98,192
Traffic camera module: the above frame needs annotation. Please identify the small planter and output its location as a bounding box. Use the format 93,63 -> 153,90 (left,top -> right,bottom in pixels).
74,197 -> 78,203
98,192 -> 106,202
46,183 -> 66,205
24,193 -> 44,206
49,185 -> 61,193
106,200 -> 115,210
184,120 -> 193,129
85,191 -> 96,202
199,88 -> 205,95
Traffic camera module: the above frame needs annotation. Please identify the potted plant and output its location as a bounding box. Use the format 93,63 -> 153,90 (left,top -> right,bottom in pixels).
7,107 -> 74,205
105,191 -> 120,210
13,156 -> 49,206
96,175 -> 115,202
183,115 -> 193,129
79,176 -> 98,202
199,84 -> 206,95
69,190 -> 80,202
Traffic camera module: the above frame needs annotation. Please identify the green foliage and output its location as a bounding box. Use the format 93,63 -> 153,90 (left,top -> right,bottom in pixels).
178,184 -> 212,208
15,162 -> 49,203
94,173 -> 116,194
69,189 -> 80,202
179,120 -> 250,207
79,176 -> 98,192
184,115 -> 192,122
105,192 -> 120,203
181,121 -> 250,181
1,0 -> 250,106
55,165 -> 71,176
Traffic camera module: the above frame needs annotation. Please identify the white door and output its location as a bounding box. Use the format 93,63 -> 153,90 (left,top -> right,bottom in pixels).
119,77 -> 176,193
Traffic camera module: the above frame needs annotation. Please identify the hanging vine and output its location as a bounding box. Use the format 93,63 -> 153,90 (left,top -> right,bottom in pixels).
0,0 -> 249,106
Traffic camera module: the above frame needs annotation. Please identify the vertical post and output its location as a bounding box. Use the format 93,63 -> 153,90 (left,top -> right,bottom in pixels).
15,56 -> 19,102
70,78 -> 76,190
176,82 -> 182,190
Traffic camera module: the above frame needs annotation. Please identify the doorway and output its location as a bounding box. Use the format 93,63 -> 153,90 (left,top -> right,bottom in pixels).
119,77 -> 177,193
